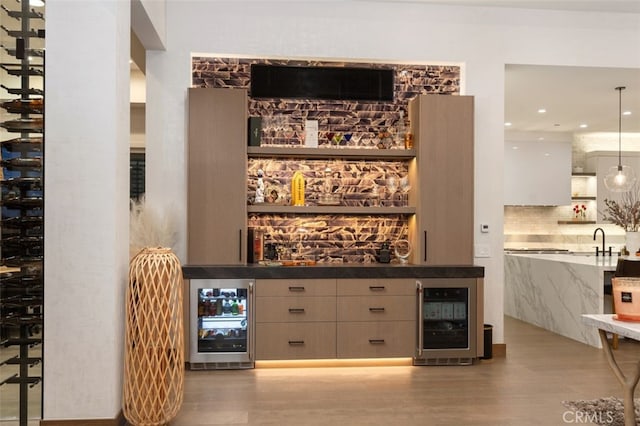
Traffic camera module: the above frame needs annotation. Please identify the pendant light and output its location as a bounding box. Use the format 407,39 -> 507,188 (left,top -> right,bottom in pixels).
604,86 -> 636,192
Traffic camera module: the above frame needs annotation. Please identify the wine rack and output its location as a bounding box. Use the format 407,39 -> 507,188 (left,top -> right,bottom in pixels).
0,1 -> 44,425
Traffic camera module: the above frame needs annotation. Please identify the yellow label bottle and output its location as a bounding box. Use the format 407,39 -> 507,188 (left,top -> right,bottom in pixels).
291,171 -> 305,206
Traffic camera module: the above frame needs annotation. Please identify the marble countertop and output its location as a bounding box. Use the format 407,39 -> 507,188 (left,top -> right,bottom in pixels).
505,252 -> 620,270
582,314 -> 640,341
183,263 -> 485,280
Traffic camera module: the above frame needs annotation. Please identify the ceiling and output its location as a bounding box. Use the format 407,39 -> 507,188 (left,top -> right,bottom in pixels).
2,0 -> 639,141
378,0 -> 640,14
505,65 -> 640,139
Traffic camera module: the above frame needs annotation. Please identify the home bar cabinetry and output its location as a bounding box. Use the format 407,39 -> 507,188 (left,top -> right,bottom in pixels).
188,88 -> 247,264
410,94 -> 474,265
185,85 -> 481,364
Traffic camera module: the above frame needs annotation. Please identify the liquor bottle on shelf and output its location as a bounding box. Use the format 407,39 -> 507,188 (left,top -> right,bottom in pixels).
0,117 -> 44,132
223,299 -> 232,314
0,98 -> 44,114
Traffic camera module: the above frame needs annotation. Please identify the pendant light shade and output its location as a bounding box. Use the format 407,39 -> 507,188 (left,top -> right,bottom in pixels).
604,86 -> 636,192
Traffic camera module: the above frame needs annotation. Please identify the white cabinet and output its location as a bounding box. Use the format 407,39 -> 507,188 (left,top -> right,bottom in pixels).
504,138 -> 572,206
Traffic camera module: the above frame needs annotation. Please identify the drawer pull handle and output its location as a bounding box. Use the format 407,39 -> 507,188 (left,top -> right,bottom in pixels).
288,308 -> 305,313
369,307 -> 385,312
288,286 -> 306,292
369,286 -> 386,291
288,340 -> 305,346
369,339 -> 385,345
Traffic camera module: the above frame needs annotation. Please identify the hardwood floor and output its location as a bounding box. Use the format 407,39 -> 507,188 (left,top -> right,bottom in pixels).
171,316 -> 640,426
2,316 -> 638,425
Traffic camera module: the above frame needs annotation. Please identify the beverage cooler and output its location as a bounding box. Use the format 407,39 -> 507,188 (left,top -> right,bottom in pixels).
189,279 -> 254,369
414,278 -> 482,366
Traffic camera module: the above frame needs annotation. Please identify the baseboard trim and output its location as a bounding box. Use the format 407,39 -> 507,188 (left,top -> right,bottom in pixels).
493,343 -> 507,357
40,411 -> 125,426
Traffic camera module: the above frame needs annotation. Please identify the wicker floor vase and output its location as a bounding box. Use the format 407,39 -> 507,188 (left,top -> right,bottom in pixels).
123,247 -> 184,426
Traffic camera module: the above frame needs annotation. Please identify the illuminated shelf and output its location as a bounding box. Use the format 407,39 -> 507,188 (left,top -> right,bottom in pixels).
247,205 -> 416,215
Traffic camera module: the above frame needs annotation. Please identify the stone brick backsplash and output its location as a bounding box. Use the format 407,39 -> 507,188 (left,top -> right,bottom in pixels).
247,158 -> 410,207
192,56 -> 460,148
192,56 -> 453,263
247,213 -> 409,264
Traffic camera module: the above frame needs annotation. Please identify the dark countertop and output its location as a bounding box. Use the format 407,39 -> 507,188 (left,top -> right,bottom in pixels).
182,263 -> 484,280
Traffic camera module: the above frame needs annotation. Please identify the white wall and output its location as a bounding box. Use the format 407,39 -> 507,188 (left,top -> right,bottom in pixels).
145,2 -> 640,348
39,1 -> 640,421
44,0 -> 130,420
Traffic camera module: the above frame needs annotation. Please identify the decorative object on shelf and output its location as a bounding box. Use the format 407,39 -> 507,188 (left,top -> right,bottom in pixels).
254,169 -> 265,203
377,130 -> 393,149
573,204 -> 587,220
123,247 -> 184,426
291,171 -> 305,206
264,184 -> 288,204
604,86 -> 636,192
394,239 -> 412,264
125,198 -> 183,426
377,241 -> 391,263
304,119 -> 318,147
385,176 -> 398,206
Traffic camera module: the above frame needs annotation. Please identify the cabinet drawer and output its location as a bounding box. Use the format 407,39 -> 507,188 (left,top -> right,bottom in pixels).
256,322 -> 336,360
256,279 -> 336,297
336,278 -> 416,296
256,296 -> 336,322
337,295 -> 416,322
337,321 -> 415,359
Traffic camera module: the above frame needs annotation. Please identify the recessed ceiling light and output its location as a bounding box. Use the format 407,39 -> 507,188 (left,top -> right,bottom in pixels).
538,108 -> 546,113
504,122 -> 512,127
623,111 -> 632,116
544,153 -> 550,156
538,137 -> 545,140
512,146 -> 519,150
579,124 -> 588,128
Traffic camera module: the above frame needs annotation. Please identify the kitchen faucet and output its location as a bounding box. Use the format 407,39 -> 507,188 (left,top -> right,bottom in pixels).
593,227 -> 609,256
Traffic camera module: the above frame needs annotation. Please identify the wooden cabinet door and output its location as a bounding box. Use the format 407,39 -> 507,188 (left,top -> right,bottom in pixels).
187,88 -> 247,264
410,94 -> 474,265
255,279 -> 336,297
336,278 -> 416,296
256,322 -> 337,360
336,296 -> 415,322
337,322 -> 415,358
256,296 -> 337,322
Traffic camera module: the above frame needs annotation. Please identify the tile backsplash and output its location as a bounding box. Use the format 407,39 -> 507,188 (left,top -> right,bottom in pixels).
504,206 -> 625,252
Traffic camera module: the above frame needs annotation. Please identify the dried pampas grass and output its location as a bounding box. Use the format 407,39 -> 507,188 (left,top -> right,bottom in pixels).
130,196 -> 177,258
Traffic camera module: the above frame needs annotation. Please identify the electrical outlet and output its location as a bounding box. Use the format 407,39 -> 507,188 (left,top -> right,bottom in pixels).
475,244 -> 490,258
